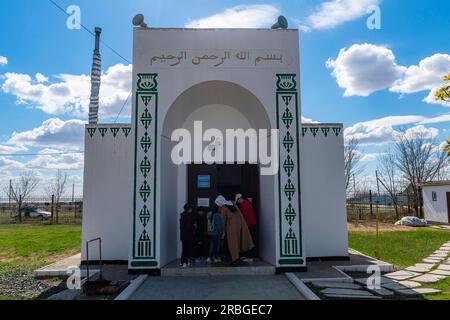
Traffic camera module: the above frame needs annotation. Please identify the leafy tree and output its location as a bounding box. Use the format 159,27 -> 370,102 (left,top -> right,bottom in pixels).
435,74 -> 450,103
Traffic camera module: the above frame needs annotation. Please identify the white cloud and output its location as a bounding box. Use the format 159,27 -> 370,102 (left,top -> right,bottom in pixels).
401,125 -> 439,141
390,54 -> 450,105
327,44 -> 450,105
1,64 -> 132,119
307,0 -> 381,30
7,118 -> 85,148
185,5 -> 279,28
344,114 -> 449,145
0,56 -> 7,66
326,43 -> 406,97
301,116 -> 320,124
360,152 -> 382,162
0,144 -> 28,154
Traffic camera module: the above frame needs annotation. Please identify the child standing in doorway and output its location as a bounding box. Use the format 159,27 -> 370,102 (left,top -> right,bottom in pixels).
206,204 -> 222,264
180,204 -> 195,267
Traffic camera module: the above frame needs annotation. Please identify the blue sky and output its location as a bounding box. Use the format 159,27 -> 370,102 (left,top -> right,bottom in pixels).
0,0 -> 449,194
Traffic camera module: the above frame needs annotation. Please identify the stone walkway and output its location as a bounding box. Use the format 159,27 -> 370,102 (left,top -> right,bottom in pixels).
310,240 -> 450,299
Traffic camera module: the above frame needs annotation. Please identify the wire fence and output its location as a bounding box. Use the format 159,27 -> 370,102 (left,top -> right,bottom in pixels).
0,195 -> 83,225
347,191 -> 420,223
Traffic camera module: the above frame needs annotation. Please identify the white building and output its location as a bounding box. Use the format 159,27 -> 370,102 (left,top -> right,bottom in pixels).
81,26 -> 348,274
421,181 -> 450,224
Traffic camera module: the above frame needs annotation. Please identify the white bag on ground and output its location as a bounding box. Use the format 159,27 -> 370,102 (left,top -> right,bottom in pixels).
395,216 -> 427,227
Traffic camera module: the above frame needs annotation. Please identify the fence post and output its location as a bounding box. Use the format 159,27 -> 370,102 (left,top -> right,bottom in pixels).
72,184 -> 76,218
51,195 -> 55,225
369,190 -> 373,217
18,195 -> 22,223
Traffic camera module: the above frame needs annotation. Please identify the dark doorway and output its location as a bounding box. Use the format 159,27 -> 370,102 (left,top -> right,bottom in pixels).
188,163 -> 260,252
447,192 -> 450,223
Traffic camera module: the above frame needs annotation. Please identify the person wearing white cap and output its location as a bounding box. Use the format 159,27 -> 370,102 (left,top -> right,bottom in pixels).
215,195 -> 254,266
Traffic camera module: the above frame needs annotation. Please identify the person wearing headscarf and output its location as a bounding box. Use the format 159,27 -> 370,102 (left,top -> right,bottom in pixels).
215,196 -> 254,266
235,194 -> 257,257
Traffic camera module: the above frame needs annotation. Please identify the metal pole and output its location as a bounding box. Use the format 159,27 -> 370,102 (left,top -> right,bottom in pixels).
72,184 -> 75,218
8,179 -> 11,209
51,195 -> 55,225
375,171 -> 381,259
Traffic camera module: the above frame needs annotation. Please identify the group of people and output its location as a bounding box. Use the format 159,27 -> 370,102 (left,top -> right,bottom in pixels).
179,194 -> 257,267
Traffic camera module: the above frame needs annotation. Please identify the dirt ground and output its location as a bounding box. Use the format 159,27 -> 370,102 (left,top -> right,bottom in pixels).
348,221 -> 415,232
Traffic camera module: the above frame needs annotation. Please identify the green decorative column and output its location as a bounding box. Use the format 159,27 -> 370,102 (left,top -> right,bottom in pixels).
130,73 -> 159,270
276,74 -> 305,269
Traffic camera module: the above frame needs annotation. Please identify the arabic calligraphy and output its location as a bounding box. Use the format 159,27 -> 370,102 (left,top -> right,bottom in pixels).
149,50 -> 288,68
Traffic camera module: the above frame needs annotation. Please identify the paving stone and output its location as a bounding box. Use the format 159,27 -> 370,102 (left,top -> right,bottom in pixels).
396,288 -> 442,296
429,269 -> 450,276
431,252 -> 448,257
321,288 -> 376,298
438,264 -> 450,271
384,270 -> 421,280
423,258 -> 442,264
434,250 -> 450,255
365,286 -> 395,297
428,256 -> 446,261
312,282 -> 362,289
397,280 -> 422,288
410,274 -> 446,283
382,282 -> 410,290
406,264 -> 433,273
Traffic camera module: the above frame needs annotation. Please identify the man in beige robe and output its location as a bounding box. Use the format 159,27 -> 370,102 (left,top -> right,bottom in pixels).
215,196 -> 254,264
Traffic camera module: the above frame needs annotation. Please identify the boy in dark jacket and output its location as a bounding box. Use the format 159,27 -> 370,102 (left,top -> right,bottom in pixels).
180,204 -> 195,267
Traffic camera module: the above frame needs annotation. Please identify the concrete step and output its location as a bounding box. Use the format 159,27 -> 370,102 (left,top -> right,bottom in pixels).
162,265 -> 276,277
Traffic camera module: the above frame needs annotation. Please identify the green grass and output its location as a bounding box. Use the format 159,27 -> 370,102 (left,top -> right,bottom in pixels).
0,224 -> 82,267
349,228 -> 450,268
349,227 -> 450,300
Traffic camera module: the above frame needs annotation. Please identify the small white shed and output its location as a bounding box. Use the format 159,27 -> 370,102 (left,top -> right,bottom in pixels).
421,181 -> 450,224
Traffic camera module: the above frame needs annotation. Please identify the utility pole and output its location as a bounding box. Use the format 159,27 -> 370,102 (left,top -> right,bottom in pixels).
8,179 -> 11,209
72,183 -> 75,218
375,171 -> 381,260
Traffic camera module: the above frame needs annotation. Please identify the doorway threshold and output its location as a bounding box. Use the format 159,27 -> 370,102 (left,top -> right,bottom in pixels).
162,259 -> 275,277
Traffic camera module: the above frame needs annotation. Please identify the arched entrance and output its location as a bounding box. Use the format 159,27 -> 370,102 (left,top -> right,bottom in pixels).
159,81 -> 276,267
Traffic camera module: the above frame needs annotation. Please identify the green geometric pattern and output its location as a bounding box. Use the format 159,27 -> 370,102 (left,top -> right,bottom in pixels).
300,126 -> 343,138
130,73 -> 158,269
99,128 -> 108,137
86,127 -> 132,139
276,74 -> 304,267
110,128 -> 120,137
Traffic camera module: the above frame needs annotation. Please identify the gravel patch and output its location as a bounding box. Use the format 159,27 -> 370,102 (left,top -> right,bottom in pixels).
0,265 -> 65,299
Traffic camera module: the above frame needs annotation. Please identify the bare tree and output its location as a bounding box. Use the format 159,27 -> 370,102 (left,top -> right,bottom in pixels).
5,171 -> 39,222
47,170 -> 68,224
393,130 -> 448,218
377,151 -> 404,219
344,138 -> 364,194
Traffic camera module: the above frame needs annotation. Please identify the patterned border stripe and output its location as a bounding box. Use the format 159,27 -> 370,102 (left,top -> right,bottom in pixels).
301,126 -> 342,138
276,74 -> 304,267
130,73 -> 159,269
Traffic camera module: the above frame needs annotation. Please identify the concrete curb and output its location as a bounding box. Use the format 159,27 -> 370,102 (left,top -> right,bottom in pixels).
115,275 -> 148,300
285,273 -> 320,301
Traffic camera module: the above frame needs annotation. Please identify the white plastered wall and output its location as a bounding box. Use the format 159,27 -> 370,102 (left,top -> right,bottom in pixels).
300,125 -> 349,258
81,125 -> 133,261
422,185 -> 450,223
